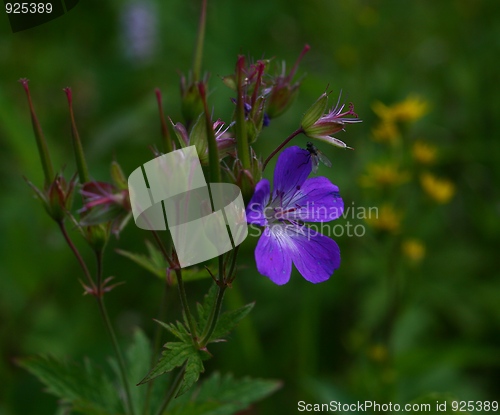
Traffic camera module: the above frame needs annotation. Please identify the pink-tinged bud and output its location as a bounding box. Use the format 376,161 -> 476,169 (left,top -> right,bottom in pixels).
110,160 -> 128,190
302,92 -> 361,149
266,44 -> 310,119
19,79 -> 55,187
301,92 -> 328,130
228,147 -> 261,203
180,71 -> 208,128
25,173 -> 76,223
79,181 -> 131,239
64,88 -> 90,184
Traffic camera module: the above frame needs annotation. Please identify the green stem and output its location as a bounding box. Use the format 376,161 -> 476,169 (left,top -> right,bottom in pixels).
174,267 -> 198,340
151,230 -> 175,269
198,83 -> 221,183
192,0 -> 207,82
95,251 -> 135,415
226,246 -> 239,283
235,56 -> 251,170
155,88 -> 173,153
58,221 -> 96,293
154,364 -> 187,415
200,284 -> 227,347
151,231 -> 198,340
143,274 -> 170,415
262,127 -> 303,171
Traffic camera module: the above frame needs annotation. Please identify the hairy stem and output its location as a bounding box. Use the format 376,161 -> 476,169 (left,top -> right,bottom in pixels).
58,222 -> 96,293
151,231 -> 198,340
200,284 -> 227,347
235,56 -> 251,170
262,128 -> 303,171
143,273 -> 170,415
154,364 -> 187,415
95,251 -> 135,415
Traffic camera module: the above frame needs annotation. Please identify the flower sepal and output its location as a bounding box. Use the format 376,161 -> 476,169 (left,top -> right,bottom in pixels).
301,92 -> 328,130
25,173 -> 76,223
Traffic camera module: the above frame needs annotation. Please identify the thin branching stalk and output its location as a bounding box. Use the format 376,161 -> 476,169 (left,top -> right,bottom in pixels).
95,250 -> 135,415
143,274 -> 170,415
151,231 -> 198,340
58,221 -> 96,293
199,284 -> 227,347
262,127 -> 303,171
154,363 -> 187,415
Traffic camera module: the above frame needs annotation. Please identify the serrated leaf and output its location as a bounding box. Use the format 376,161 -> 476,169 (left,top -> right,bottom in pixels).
168,372 -> 282,415
196,285 -> 254,343
139,341 -> 204,397
116,247 -> 165,278
18,355 -> 122,415
155,319 -> 192,343
109,329 -> 164,415
196,284 -> 218,330
209,302 -> 255,343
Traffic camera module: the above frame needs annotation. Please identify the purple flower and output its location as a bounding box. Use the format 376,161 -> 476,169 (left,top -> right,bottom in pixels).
246,146 -> 344,285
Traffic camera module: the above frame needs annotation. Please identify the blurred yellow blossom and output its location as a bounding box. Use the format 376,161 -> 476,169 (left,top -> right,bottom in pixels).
372,121 -> 400,144
365,204 -> 402,233
402,238 -> 426,263
372,96 -> 429,124
420,172 -> 455,204
412,140 -> 438,164
368,344 -> 388,362
359,162 -> 409,188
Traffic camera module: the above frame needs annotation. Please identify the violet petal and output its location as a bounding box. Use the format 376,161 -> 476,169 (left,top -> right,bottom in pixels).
255,226 -> 292,285
272,146 -> 311,207
288,226 -> 340,283
246,179 -> 270,226
285,177 -> 344,222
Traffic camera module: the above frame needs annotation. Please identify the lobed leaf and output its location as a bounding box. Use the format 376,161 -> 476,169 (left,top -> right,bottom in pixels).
18,355 -> 122,415
168,372 -> 282,415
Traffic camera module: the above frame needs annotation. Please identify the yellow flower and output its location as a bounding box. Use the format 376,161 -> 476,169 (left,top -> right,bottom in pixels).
392,96 -> 429,122
368,344 -> 388,362
402,238 -> 426,263
372,95 -> 429,124
359,163 -> 409,188
371,121 -> 400,144
365,204 -> 402,233
420,172 -> 455,204
412,140 -> 438,164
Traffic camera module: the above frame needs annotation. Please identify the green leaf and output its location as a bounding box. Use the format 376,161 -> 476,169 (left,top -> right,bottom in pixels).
116,241 -> 213,283
196,284 -> 254,343
196,284 -> 218,330
138,341 -> 205,397
108,329 -> 163,415
154,319 -> 192,343
168,372 -> 282,415
116,244 -> 166,279
18,355 -> 122,415
209,302 -> 255,343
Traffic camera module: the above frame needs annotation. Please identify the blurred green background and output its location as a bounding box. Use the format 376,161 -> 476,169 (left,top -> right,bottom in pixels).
1,0 -> 499,413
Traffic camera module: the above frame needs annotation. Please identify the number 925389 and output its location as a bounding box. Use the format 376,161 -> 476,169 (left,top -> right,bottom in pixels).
6,3 -> 53,14
452,401 -> 498,412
